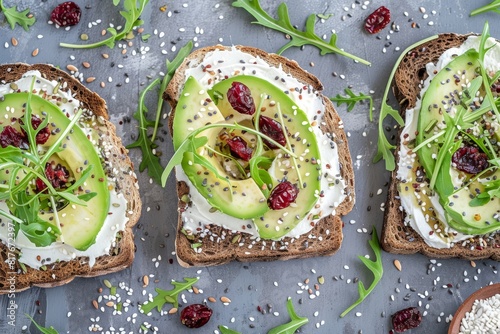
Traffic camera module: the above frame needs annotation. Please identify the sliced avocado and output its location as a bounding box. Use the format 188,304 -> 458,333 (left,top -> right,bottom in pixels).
0,92 -> 110,251
173,76 -> 268,219
416,49 -> 500,234
210,76 -> 322,239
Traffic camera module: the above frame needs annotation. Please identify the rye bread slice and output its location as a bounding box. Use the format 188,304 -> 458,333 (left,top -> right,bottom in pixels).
0,63 -> 141,293
164,45 -> 355,267
381,34 -> 500,260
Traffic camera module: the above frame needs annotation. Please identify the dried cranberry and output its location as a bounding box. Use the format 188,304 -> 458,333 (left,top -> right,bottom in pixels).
50,2 -> 82,27
35,163 -> 71,193
227,81 -> 255,115
226,136 -> 253,161
258,115 -> 286,149
28,115 -> 51,145
0,126 -> 28,149
391,307 -> 422,333
180,304 -> 212,328
365,6 -> 391,34
268,181 -> 299,210
452,146 -> 489,174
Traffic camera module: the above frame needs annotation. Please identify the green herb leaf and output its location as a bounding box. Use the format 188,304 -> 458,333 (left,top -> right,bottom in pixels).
126,78 -> 164,184
267,298 -> 308,334
26,314 -> 59,334
161,136 -> 208,186
232,0 -> 370,65
330,88 -> 373,118
317,13 -> 333,20
340,227 -> 383,317
152,41 -> 194,141
60,0 -> 149,49
219,326 -> 242,334
374,35 -> 439,171
469,179 -> 500,207
139,277 -> 199,314
470,0 -> 500,16
0,0 -> 35,31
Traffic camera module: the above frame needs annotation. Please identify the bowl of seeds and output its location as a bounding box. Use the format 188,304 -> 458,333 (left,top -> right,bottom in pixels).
448,283 -> 500,334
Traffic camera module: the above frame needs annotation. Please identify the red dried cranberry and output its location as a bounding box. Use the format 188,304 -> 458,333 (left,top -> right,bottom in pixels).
391,307 -> 422,333
50,2 -> 82,27
35,163 -> 70,193
227,81 -> 255,115
28,115 -> 51,145
452,146 -> 489,174
0,126 -> 28,149
226,136 -> 253,161
268,181 -> 299,210
258,115 -> 286,149
365,6 -> 391,34
180,304 -> 212,328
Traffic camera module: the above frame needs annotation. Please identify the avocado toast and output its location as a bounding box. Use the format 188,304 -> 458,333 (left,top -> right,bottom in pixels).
381,28 -> 500,260
163,45 -> 355,267
0,63 -> 141,293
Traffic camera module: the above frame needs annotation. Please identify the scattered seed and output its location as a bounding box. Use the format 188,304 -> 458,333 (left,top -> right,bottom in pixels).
92,300 -> 98,309
192,286 -> 199,294
82,61 -> 91,68
102,53 -> 109,59
394,259 -> 402,271
220,296 -> 231,303
32,48 -> 39,57
11,37 -> 18,46
208,297 -> 216,303
142,275 -> 149,287
86,77 -> 96,83
66,64 -> 78,72
80,33 -> 89,41
103,279 -> 112,288
318,276 -> 325,285
106,301 -> 114,307
168,307 -> 178,314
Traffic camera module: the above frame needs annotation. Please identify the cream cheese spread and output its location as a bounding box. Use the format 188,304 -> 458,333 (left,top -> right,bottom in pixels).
0,70 -> 128,269
178,47 -> 347,239
397,36 -> 500,248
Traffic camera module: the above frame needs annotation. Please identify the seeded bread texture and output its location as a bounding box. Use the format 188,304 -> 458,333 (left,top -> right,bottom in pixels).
0,63 -> 142,293
381,34 -> 500,260
164,45 -> 355,267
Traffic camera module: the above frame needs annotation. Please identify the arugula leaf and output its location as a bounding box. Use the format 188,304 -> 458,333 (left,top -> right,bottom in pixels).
161,136 -> 208,186
219,326 -> 242,334
152,41 -> 194,141
232,0 -> 370,65
26,314 -> 59,334
268,298 -> 308,334
0,0 -> 35,31
126,78 -> 163,184
139,277 -> 199,314
470,0 -> 500,16
469,179 -> 500,207
60,0 -> 149,49
330,88 -> 374,119
340,228 -> 383,317
374,35 -> 438,171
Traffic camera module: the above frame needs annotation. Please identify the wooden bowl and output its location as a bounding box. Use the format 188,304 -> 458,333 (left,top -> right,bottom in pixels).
448,283 -> 500,334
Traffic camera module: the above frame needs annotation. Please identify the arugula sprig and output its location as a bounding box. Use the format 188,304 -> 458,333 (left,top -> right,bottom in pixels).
268,298 -> 308,334
26,314 -> 59,334
127,41 -> 193,185
330,88 -> 374,120
340,228 -> 383,317
232,0 -> 370,65
139,277 -> 199,314
470,0 -> 500,16
0,0 -> 35,31
60,0 -> 149,49
374,35 -> 438,171
126,79 -> 164,184
218,326 -> 242,334
151,41 -> 194,141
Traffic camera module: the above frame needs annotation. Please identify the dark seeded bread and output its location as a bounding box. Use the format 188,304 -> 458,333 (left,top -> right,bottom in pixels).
164,45 -> 355,267
0,63 -> 142,293
381,34 -> 500,260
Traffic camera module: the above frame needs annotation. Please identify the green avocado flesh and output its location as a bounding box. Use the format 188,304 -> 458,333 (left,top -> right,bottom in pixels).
173,75 -> 322,239
0,93 -> 110,251
414,48 -> 500,236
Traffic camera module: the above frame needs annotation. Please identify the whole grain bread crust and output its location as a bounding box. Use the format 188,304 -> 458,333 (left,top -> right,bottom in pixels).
0,63 -> 142,293
381,34 -> 500,260
164,45 -> 355,267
